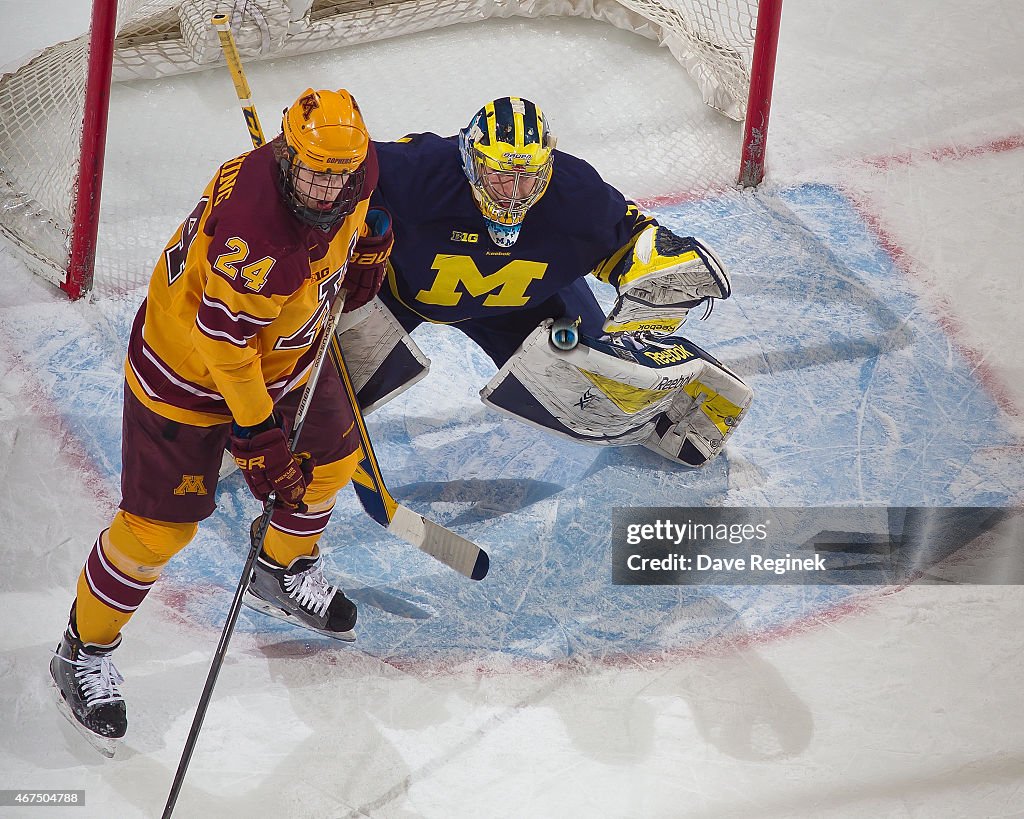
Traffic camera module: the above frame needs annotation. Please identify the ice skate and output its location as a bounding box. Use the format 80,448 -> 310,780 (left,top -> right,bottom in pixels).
244,528 -> 357,641
49,623 -> 126,758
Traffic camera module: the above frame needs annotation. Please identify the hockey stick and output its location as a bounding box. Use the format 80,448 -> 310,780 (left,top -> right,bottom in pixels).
327,335 -> 489,579
211,14 -> 488,580
211,13 -> 265,148
162,294 -> 347,818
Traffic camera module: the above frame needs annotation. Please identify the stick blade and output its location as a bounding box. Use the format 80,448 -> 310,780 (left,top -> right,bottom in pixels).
388,505 -> 490,580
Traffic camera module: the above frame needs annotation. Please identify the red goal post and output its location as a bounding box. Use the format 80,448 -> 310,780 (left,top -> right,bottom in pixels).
0,0 -> 782,299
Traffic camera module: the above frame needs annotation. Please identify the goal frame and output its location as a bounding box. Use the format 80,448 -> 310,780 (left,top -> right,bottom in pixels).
55,0 -> 784,299
65,0 -> 119,300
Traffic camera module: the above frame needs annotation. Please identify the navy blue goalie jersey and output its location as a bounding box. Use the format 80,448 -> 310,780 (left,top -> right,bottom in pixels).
370,133 -> 652,325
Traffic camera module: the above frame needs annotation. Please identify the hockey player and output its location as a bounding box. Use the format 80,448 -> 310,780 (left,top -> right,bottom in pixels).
338,96 -> 752,466
49,88 -> 394,755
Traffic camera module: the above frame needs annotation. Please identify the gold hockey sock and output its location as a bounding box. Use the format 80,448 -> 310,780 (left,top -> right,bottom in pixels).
262,448 -> 360,566
74,512 -> 197,645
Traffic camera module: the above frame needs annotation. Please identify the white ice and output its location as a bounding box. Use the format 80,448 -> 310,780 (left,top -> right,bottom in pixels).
1,1 -> 1023,817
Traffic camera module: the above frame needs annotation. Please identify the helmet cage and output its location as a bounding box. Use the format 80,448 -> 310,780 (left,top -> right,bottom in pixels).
279,146 -> 365,230
466,146 -> 553,226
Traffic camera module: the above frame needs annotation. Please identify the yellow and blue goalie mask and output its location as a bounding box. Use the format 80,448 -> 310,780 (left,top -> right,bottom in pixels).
458,97 -> 556,247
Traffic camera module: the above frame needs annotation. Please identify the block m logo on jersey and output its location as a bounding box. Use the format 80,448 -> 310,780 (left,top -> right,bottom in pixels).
416,255 -> 547,308
173,475 -> 208,496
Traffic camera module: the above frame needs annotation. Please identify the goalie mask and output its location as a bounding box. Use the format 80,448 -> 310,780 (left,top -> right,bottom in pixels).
458,97 -> 556,247
278,88 -> 368,231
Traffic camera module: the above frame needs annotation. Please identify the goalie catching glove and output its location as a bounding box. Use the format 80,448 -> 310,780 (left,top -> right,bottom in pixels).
602,224 -> 731,337
230,414 -> 314,511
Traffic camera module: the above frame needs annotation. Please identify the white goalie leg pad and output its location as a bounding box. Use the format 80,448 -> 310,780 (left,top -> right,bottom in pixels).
480,321 -> 750,463
641,350 -> 753,467
335,298 -> 430,414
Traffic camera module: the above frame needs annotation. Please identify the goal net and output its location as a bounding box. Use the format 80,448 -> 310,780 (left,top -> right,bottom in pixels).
0,0 -> 780,298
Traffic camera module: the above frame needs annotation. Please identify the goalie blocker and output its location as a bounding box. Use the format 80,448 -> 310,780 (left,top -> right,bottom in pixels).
341,303 -> 751,467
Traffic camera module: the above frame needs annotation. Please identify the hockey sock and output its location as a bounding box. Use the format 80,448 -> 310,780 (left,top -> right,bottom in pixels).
74,511 -> 197,645
263,449 -> 359,566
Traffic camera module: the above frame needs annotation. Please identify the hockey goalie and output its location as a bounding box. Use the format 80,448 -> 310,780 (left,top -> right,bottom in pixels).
338,96 -> 752,467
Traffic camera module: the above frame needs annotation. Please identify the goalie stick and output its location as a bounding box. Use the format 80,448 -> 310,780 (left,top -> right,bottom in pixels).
211,14 -> 488,581
327,334 -> 488,579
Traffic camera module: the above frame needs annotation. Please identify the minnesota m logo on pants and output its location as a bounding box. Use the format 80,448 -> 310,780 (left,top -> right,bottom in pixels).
174,474 -> 208,495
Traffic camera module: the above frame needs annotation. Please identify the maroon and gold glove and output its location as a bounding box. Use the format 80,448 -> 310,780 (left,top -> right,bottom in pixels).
229,414 -> 314,511
343,208 -> 393,313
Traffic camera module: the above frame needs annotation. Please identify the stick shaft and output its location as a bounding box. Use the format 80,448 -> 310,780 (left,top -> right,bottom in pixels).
328,333 -> 489,579
211,13 -> 265,147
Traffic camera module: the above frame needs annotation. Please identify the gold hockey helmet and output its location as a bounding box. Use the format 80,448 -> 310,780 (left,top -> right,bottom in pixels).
279,88 -> 369,229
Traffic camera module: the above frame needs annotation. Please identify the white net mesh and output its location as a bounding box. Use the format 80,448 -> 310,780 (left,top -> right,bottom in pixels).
0,0 -> 759,296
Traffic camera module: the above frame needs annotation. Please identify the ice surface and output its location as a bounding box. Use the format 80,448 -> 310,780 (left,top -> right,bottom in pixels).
0,1 -> 1022,817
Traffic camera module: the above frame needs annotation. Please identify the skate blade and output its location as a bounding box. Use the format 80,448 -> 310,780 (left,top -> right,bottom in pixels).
52,681 -> 119,758
243,590 -> 356,642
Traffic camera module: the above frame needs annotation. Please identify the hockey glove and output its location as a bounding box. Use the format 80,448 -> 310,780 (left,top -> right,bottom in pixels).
229,414 -> 314,511
343,208 -> 394,313
603,225 -> 731,337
